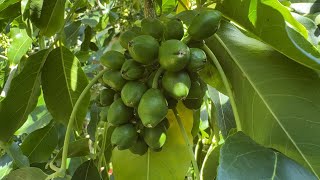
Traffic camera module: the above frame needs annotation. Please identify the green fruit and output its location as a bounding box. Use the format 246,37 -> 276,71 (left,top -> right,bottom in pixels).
99,106 -> 109,122
164,18 -> 184,40
129,137 -> 148,155
187,48 -> 207,72
141,18 -> 164,40
162,71 -> 191,100
187,77 -> 206,99
121,59 -> 145,80
107,99 -> 134,126
138,89 -> 168,128
100,51 -> 125,70
100,88 -> 116,106
188,10 -> 222,40
183,98 -> 203,110
111,124 -> 138,150
119,30 -> 138,49
103,70 -> 127,91
143,124 -> 167,149
128,35 -> 159,65
121,81 -> 148,107
159,40 -> 190,72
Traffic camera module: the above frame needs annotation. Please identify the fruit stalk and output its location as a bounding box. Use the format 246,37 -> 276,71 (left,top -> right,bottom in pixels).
152,67 -> 164,89
47,68 -> 108,180
201,43 -> 241,130
173,107 -> 200,180
144,0 -> 156,18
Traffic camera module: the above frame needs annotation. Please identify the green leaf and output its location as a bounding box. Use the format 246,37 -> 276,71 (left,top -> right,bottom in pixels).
5,142 -> 29,168
217,132 -> 317,180
0,155 -> 13,179
41,46 -> 90,130
30,0 -> 66,36
71,160 -> 100,180
162,0 -> 177,14
20,122 -> 58,164
112,103 -> 193,180
200,145 -> 220,180
87,103 -> 100,142
55,138 -> 90,158
207,87 -> 236,138
64,21 -> 82,47
205,21 -> 320,177
0,0 -> 20,20
0,50 -> 46,142
5,167 -> 47,180
7,28 -> 32,64
217,0 -> 320,71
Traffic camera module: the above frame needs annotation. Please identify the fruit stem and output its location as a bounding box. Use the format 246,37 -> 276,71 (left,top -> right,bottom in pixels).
173,107 -> 200,180
181,35 -> 192,44
152,67 -> 164,89
98,122 -> 109,169
47,68 -> 108,180
144,0 -> 156,18
201,44 -> 241,130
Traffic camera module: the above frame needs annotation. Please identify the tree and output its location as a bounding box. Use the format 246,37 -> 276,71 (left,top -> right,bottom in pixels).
0,0 -> 319,179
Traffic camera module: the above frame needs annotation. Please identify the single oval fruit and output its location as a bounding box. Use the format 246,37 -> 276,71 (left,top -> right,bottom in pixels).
162,71 -> 191,100
111,123 -> 138,150
183,98 -> 203,110
107,98 -> 134,126
164,18 -> 184,40
143,124 -> 167,150
141,17 -> 164,40
129,137 -> 148,155
102,70 -> 127,91
99,106 -> 109,122
128,35 -> 159,65
186,77 -> 206,99
159,40 -> 190,72
138,89 -> 168,128
100,88 -> 116,106
121,81 -> 148,107
100,50 -> 125,70
187,48 -> 207,72
188,10 -> 222,40
121,59 -> 145,80
119,30 -> 138,49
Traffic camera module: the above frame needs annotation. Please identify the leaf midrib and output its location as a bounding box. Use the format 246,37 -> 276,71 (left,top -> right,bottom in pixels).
43,0 -> 60,34
212,33 -> 318,177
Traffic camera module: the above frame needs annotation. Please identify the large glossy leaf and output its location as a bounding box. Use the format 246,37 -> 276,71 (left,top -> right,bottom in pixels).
7,28 -> 32,65
6,143 -> 29,168
207,87 -> 236,138
5,167 -> 47,180
112,103 -> 193,180
0,0 -> 20,20
41,46 -> 90,130
71,160 -> 100,180
30,0 -> 66,36
0,50 -> 46,142
217,0 -> 320,71
205,21 -> 320,177
20,122 -> 58,163
201,145 -> 221,180
0,155 -> 13,179
217,132 -> 317,180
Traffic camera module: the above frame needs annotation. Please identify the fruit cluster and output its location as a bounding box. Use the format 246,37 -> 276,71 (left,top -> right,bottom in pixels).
98,9 -> 222,155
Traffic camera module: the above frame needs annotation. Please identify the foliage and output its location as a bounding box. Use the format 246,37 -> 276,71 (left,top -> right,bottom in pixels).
0,0 -> 319,179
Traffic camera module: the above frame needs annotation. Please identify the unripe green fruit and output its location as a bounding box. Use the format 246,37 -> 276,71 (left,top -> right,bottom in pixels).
164,18 -> 184,40
188,10 -> 222,40
121,59 -> 145,80
138,89 -> 168,128
100,51 -> 125,70
119,30 -> 138,49
143,124 -> 167,150
107,98 -> 134,126
99,106 -> 109,122
182,76 -> 206,109
162,71 -> 191,100
187,48 -> 207,72
129,137 -> 148,155
100,88 -> 116,106
103,70 -> 127,91
121,81 -> 148,107
159,40 -> 190,72
141,18 -> 164,40
128,35 -> 159,65
183,98 -> 203,110
111,124 -> 138,150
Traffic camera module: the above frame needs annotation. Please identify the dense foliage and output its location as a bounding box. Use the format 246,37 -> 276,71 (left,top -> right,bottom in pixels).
0,0 -> 320,179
